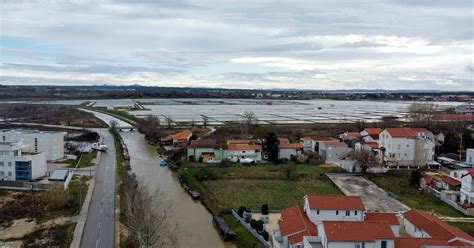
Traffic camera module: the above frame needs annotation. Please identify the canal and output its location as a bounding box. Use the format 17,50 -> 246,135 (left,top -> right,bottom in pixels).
120,131 -> 232,248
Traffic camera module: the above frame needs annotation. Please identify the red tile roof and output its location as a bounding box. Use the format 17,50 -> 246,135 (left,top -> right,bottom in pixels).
311,137 -> 338,141
278,205 -> 317,245
227,139 -> 255,145
305,194 -> 365,210
160,129 -> 192,142
227,144 -> 261,151
201,153 -> 215,158
322,141 -> 348,147
465,169 -> 474,177
395,238 -> 450,248
279,143 -> 304,149
365,212 -> 400,225
364,142 -> 379,149
188,139 -> 220,148
384,128 -> 428,138
443,177 -> 461,187
403,209 -> 474,242
364,128 -> 383,135
323,221 -> 394,241
343,131 -> 361,138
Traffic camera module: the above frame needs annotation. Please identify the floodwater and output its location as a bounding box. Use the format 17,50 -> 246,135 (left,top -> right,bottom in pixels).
120,131 -> 233,248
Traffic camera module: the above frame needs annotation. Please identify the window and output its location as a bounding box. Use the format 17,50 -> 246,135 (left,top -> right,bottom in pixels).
317,210 -> 320,215
404,153 -> 407,157
355,243 -> 365,248
7,162 -> 11,167
397,144 -> 401,149
354,210 -> 357,215
34,138 -> 38,153
381,241 -> 387,248
8,172 -> 11,176
0,171 -> 3,176
336,210 -> 339,215
2,136 -> 4,141
345,210 -> 350,216
407,144 -> 410,147
0,162 -> 3,166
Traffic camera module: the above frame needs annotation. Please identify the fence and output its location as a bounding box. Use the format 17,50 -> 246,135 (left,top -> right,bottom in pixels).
421,183 -> 470,215
231,209 -> 271,248
0,180 -> 51,190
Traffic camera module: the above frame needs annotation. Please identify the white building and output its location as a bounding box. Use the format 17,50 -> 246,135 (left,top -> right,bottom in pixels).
279,143 -> 304,160
402,209 -> 474,244
300,137 -> 337,153
226,144 -> 262,162
378,128 -> 435,167
360,128 -> 383,143
466,149 -> 474,166
0,141 -> 47,181
318,221 -> 395,248
1,129 -> 66,161
303,194 -> 365,224
460,169 -> 474,204
319,141 -> 352,160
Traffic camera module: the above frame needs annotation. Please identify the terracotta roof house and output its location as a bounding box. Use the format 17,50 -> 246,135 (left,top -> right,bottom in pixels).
187,139 -> 224,162
278,142 -> 304,160
402,209 -> 474,245
319,221 -> 395,247
303,195 -> 365,224
160,129 -> 192,145
272,205 -> 317,248
360,128 -> 383,142
365,212 -> 400,236
300,136 -> 338,153
227,139 -> 256,145
226,143 -> 263,162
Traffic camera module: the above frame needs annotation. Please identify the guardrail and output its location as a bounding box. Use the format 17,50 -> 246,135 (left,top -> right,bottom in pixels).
0,180 -> 51,190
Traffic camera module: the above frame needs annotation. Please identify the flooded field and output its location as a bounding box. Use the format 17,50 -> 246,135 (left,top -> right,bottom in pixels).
18,98 -> 461,125
120,131 -> 233,248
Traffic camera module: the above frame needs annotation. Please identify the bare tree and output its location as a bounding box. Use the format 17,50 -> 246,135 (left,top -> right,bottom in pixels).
408,103 -> 438,128
121,178 -> 177,247
240,111 -> 257,136
165,117 -> 173,129
110,120 -> 119,130
137,115 -> 163,143
201,115 -> 209,127
352,149 -> 381,173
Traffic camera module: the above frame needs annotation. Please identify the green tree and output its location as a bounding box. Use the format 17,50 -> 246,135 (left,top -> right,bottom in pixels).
409,170 -> 422,187
264,132 -> 279,163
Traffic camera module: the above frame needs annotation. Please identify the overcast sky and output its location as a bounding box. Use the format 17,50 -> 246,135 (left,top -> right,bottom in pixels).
1,0 -> 473,90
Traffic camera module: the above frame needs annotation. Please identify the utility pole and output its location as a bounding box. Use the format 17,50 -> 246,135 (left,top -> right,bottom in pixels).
460,132 -> 463,162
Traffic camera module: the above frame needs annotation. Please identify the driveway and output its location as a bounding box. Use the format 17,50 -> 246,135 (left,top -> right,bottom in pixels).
328,174 -> 410,212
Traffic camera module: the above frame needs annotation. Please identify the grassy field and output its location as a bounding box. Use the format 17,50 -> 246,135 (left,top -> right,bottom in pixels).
447,221 -> 474,236
69,175 -> 90,212
180,164 -> 344,211
367,170 -> 466,217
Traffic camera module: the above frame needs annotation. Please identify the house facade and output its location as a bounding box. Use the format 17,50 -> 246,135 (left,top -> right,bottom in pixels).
460,169 -> 474,204
360,128 -> 383,143
186,139 -> 224,162
1,129 -> 66,161
160,129 -> 192,145
303,195 -> 365,224
378,128 -> 435,167
279,143 -> 304,160
226,144 -> 262,162
0,141 -> 46,181
319,141 -> 352,160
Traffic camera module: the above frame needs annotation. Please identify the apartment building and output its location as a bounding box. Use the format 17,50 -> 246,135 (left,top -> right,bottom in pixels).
1,129 -> 66,161
0,141 -> 46,181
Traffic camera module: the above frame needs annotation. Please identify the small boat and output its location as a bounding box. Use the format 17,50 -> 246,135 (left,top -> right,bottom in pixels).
159,160 -> 167,166
169,165 -> 179,171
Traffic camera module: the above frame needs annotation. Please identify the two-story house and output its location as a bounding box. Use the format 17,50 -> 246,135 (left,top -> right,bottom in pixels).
402,209 -> 474,245
272,205 -> 317,248
300,137 -> 337,153
303,194 -> 365,224
378,128 -> 435,167
226,143 -> 262,162
160,129 -> 192,146
318,141 -> 352,160
317,221 -> 395,248
360,128 -> 383,143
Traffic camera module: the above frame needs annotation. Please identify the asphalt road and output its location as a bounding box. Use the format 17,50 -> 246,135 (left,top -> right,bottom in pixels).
81,128 -> 116,248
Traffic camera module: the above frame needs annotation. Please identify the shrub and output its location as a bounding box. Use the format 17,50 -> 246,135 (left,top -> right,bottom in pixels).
261,230 -> 269,241
250,219 -> 257,229
256,220 -> 265,233
261,204 -> 269,215
237,206 -> 247,218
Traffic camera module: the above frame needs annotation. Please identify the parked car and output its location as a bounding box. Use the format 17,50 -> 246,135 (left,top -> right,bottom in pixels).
240,158 -> 256,165
91,142 -> 108,152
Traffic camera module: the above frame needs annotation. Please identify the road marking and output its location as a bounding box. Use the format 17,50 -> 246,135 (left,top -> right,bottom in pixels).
98,222 -> 101,229
95,239 -> 99,248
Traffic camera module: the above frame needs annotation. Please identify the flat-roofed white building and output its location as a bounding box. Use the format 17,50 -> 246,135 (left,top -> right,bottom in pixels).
1,129 -> 66,161
0,141 -> 46,181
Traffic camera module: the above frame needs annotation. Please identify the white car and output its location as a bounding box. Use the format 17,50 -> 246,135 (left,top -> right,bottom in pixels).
92,142 -> 108,152
239,158 -> 256,165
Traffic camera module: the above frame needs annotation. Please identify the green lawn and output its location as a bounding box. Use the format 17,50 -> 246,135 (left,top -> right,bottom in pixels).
67,150 -> 98,168
222,213 -> 264,248
181,164 -> 343,211
367,171 -> 466,217
447,221 -> 474,236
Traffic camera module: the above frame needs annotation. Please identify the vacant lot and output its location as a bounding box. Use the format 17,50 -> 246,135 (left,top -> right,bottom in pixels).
181,164 -> 344,211
367,171 -> 465,217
